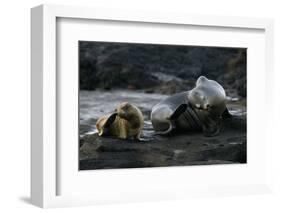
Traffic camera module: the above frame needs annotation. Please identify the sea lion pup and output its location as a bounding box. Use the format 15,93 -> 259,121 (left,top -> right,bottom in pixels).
151,76 -> 231,137
96,102 -> 144,140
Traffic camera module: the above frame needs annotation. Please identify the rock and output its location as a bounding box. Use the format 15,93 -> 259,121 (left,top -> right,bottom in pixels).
79,115 -> 246,170
79,42 -> 246,96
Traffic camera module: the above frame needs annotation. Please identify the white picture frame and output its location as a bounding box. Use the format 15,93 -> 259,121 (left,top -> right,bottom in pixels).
31,4 -> 274,208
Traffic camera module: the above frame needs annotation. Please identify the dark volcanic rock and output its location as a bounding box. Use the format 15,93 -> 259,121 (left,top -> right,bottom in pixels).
79,115 -> 246,170
79,42 -> 247,97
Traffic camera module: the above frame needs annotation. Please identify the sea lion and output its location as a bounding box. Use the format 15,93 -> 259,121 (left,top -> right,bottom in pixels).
151,76 -> 230,136
96,102 -> 144,140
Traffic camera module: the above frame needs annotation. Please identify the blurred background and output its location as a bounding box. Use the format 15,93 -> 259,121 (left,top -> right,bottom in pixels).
79,41 -> 246,97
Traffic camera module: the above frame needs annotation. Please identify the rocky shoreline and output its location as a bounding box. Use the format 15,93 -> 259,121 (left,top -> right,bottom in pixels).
79,114 -> 246,170
78,42 -> 247,170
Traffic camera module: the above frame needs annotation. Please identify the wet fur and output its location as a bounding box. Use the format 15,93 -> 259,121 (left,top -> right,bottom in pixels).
96,102 -> 144,140
151,76 -> 228,136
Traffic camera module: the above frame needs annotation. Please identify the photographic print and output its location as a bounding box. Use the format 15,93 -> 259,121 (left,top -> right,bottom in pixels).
79,41 -> 247,170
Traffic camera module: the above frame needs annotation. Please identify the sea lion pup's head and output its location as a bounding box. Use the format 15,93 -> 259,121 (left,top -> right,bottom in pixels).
116,102 -> 144,132
117,102 -> 143,121
188,76 -> 226,115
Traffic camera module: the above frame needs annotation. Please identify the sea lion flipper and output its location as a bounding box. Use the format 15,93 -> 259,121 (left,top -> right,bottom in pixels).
169,104 -> 188,120
154,121 -> 174,135
202,117 -> 222,137
104,112 -> 118,128
222,107 -> 232,119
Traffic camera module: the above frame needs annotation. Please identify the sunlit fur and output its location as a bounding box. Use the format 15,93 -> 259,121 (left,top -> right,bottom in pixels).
96,102 -> 144,140
151,76 -> 227,136
188,76 -> 226,116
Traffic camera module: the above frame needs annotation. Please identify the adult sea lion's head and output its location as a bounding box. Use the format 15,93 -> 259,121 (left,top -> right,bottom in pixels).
188,76 -> 226,115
